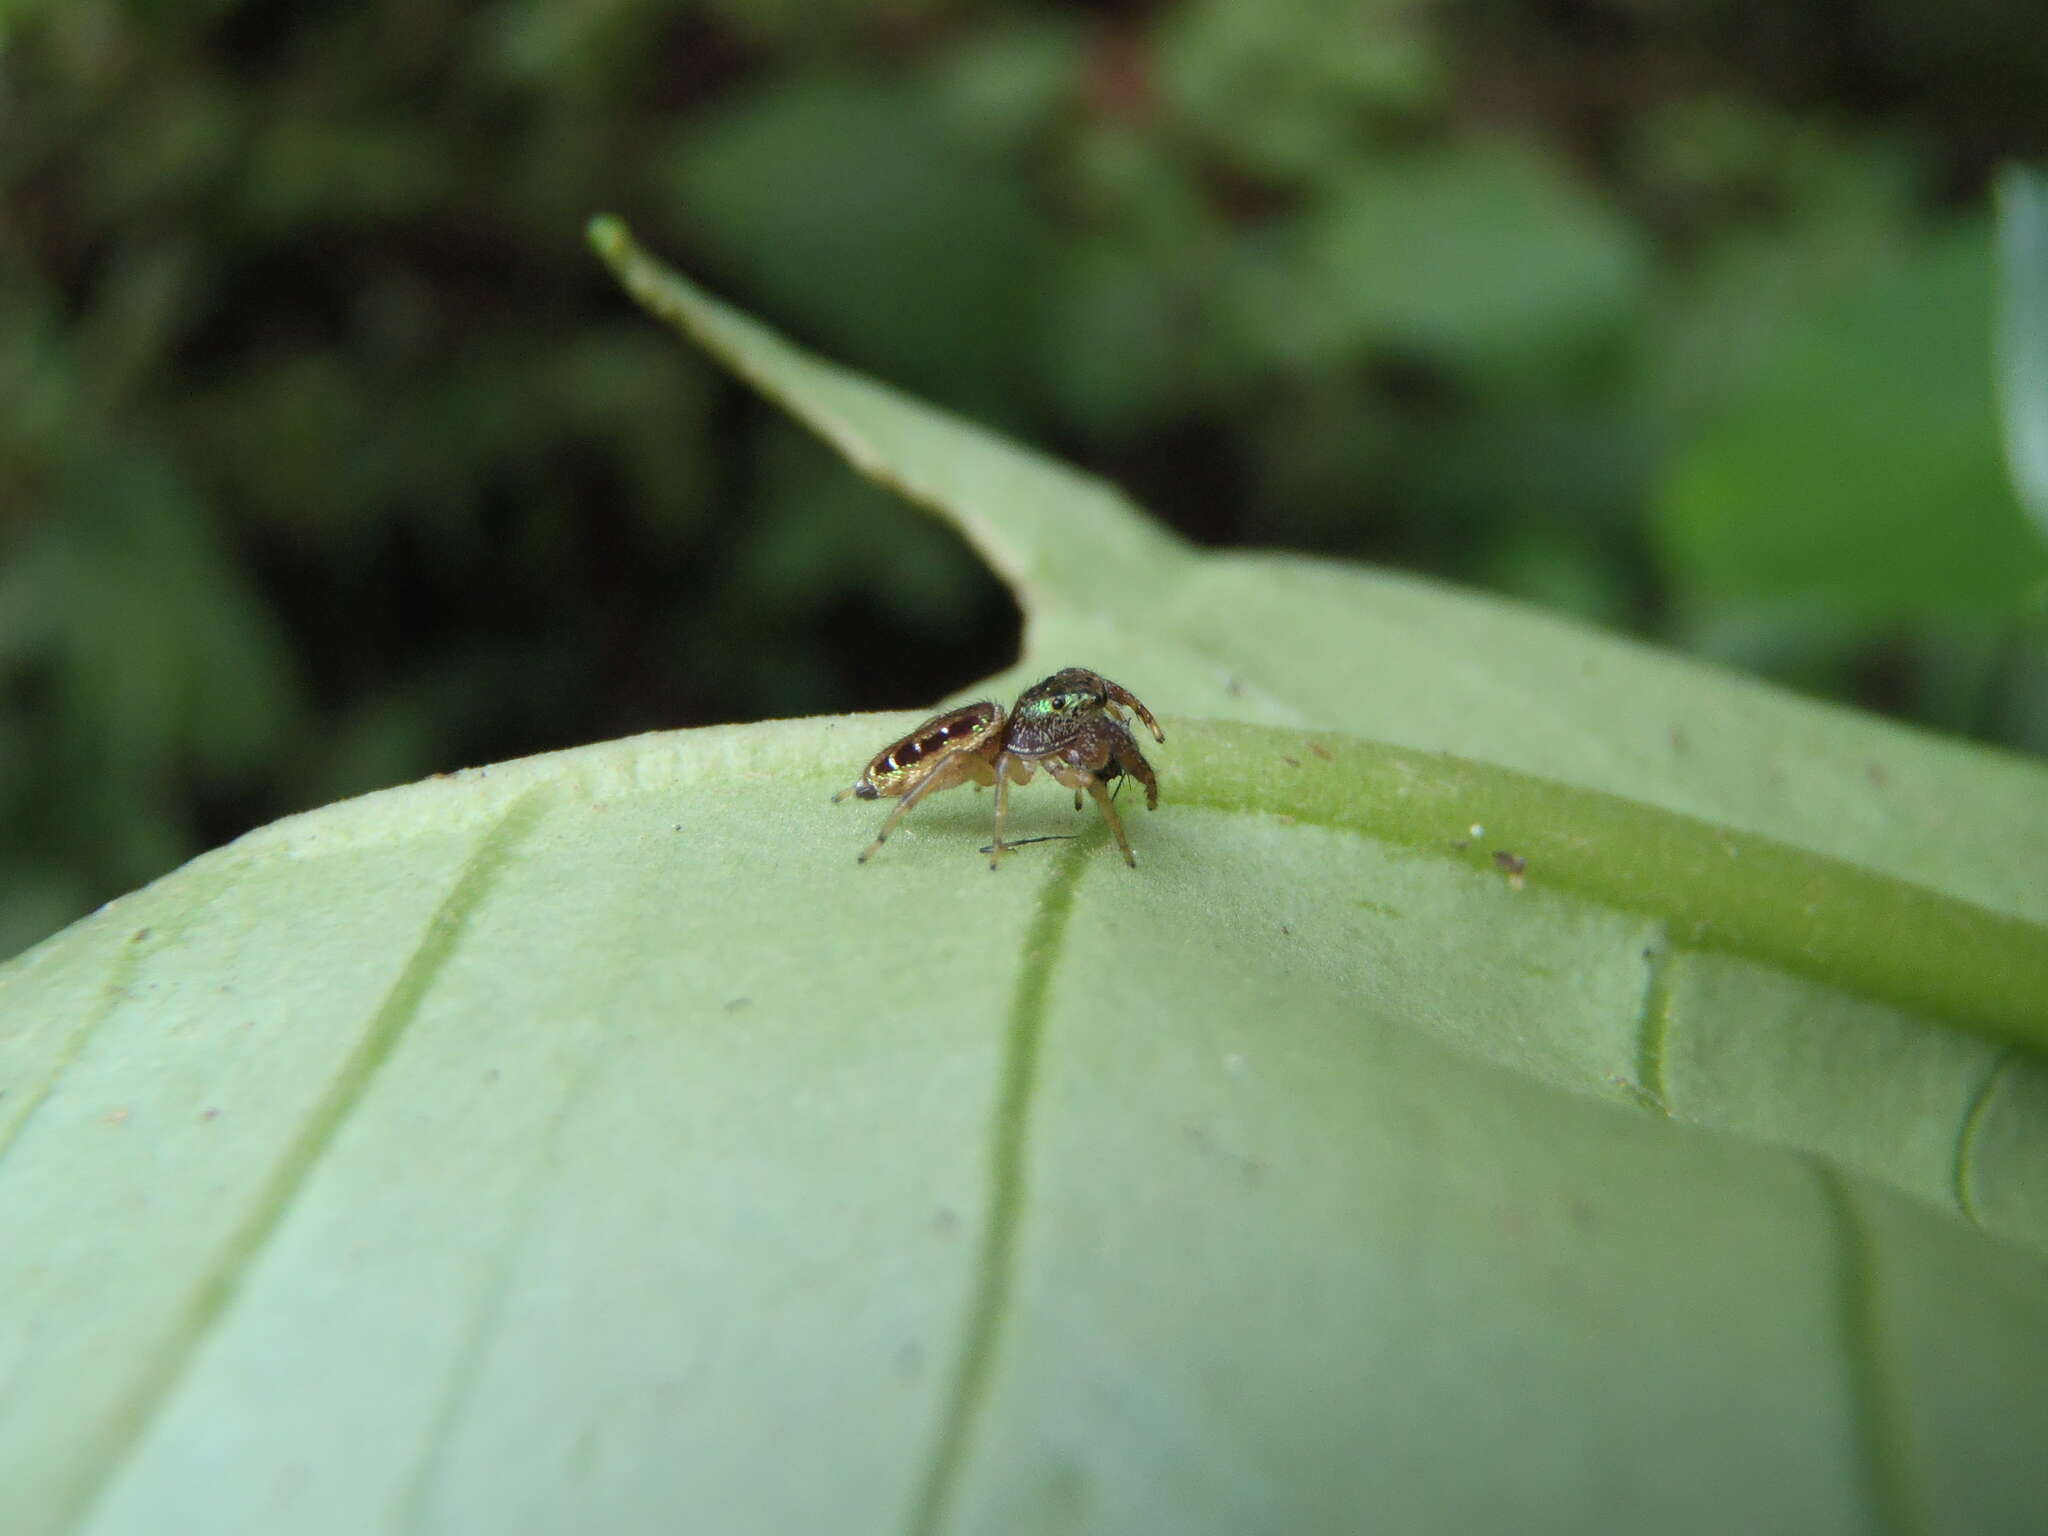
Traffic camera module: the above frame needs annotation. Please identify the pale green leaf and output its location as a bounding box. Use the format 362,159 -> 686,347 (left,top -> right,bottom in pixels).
1,220 -> 2045,1535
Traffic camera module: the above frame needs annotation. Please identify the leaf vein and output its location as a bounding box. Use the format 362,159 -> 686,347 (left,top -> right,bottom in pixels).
0,866 -> 237,1173
908,835 -> 1091,1536
63,788 -> 551,1529
1814,1161 -> 1917,1536
1629,932 -> 1676,1114
1953,1047 -> 2016,1230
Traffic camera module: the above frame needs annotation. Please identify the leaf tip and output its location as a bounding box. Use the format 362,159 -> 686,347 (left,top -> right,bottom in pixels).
586,214 -> 632,264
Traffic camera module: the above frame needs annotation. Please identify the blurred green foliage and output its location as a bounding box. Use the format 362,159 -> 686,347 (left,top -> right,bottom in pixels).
3,0 -> 2046,960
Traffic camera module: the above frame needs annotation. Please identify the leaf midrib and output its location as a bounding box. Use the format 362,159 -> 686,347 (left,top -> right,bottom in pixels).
1173,720 -> 2048,1053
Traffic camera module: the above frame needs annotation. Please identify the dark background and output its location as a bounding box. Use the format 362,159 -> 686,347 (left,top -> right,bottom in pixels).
5,0 -> 2046,959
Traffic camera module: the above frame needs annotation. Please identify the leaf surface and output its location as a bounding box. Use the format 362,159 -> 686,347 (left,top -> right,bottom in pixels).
2,222 -> 2045,1535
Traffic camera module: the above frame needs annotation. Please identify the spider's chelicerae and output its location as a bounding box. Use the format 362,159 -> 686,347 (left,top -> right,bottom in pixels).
832,667 -> 1165,869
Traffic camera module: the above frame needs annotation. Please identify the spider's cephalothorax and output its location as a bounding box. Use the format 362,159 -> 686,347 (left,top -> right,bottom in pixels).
833,668 -> 1165,869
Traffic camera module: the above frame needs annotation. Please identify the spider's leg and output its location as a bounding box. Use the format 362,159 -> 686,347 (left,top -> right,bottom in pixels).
1115,730 -> 1160,811
1081,774 -> 1138,867
1102,681 -> 1165,743
989,752 -> 1018,870
857,748 -> 977,863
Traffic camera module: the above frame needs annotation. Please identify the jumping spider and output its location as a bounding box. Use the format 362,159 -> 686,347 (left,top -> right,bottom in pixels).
833,667 -> 1164,869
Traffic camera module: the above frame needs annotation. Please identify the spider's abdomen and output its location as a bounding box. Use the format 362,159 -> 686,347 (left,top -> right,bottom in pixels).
854,701 -> 1004,798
